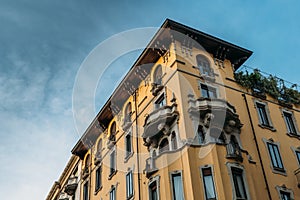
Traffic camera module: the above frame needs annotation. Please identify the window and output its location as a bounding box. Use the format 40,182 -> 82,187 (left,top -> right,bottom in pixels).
96,139 -> 102,161
126,171 -> 134,199
110,149 -> 116,176
201,167 -> 216,200
197,55 -> 213,77
153,65 -> 163,85
280,191 -> 291,200
109,122 -> 117,142
226,135 -> 242,161
149,178 -> 159,200
125,132 -> 132,158
171,172 -> 184,200
283,111 -> 298,135
197,126 -> 205,144
171,132 -> 178,150
95,166 -> 102,191
110,186 -> 116,200
155,95 -> 166,109
83,181 -> 89,200
267,142 -> 284,171
256,102 -> 271,127
231,167 -> 247,199
296,151 -> 300,165
159,138 -> 169,154
201,84 -> 217,98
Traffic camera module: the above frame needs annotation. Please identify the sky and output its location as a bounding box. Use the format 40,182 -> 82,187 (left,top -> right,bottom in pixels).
0,0 -> 300,199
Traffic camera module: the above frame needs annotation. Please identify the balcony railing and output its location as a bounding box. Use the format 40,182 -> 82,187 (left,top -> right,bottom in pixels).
144,157 -> 158,178
142,104 -> 179,147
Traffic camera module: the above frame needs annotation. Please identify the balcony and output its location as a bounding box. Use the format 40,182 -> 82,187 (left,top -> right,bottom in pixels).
295,168 -> 300,188
65,176 -> 78,196
142,103 -> 179,148
144,157 -> 158,178
188,95 -> 242,132
58,192 -> 70,200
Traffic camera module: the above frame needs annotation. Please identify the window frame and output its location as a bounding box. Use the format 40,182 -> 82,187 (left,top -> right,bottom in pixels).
109,185 -> 116,200
196,54 -> 214,77
109,147 -> 117,179
275,185 -> 294,200
254,100 -> 275,131
291,147 -> 300,167
83,180 -> 89,200
154,93 -> 166,109
263,138 -> 286,175
200,165 -> 217,200
200,83 -> 218,99
126,170 -> 134,199
95,165 -> 102,192
226,163 -> 250,200
282,109 -> 299,136
169,171 -> 185,200
148,176 -> 160,200
124,128 -> 133,162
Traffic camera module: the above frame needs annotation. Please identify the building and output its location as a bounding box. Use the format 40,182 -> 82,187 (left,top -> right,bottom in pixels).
46,19 -> 300,200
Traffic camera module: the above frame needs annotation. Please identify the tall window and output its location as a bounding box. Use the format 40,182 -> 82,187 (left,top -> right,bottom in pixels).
110,186 -> 116,200
171,132 -> 178,150
110,149 -> 116,176
149,179 -> 159,200
256,103 -> 270,127
280,191 -> 291,200
171,172 -> 184,200
202,167 -> 216,200
126,171 -> 133,199
197,55 -> 213,77
197,126 -> 205,144
231,167 -> 247,199
95,166 -> 102,191
283,111 -> 297,135
201,84 -> 217,98
153,65 -> 162,85
227,135 -> 242,161
159,138 -> 169,154
125,132 -> 132,158
83,181 -> 89,200
267,142 -> 284,171
96,139 -> 102,160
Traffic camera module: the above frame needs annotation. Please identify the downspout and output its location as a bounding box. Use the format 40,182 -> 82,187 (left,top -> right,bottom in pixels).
242,93 -> 272,200
134,90 -> 142,200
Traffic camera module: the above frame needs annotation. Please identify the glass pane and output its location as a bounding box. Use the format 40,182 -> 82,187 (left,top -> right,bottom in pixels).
172,174 -> 184,200
273,145 -> 283,169
204,175 -> 216,199
268,144 -> 278,168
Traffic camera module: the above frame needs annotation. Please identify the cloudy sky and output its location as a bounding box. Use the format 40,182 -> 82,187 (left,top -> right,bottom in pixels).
1,0 -> 300,199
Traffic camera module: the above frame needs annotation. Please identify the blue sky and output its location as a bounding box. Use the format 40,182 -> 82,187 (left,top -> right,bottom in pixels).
0,0 -> 299,199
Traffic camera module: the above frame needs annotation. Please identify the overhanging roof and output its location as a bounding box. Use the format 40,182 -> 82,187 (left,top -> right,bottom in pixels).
71,19 -> 252,159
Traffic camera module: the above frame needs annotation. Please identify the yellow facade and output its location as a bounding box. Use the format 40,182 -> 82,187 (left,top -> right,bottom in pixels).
47,19 -> 300,200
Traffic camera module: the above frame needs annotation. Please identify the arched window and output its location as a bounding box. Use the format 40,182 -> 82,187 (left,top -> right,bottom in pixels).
196,55 -> 212,76
159,138 -> 169,154
109,122 -> 116,142
153,65 -> 162,85
124,102 -> 132,123
171,132 -> 178,150
84,154 -> 91,174
197,126 -> 205,144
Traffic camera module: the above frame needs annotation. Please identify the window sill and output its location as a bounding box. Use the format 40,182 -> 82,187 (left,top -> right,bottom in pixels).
287,133 -> 300,140
272,167 -> 287,176
94,185 -> 103,195
126,194 -> 134,200
124,152 -> 134,163
258,124 -> 276,132
108,170 -> 117,180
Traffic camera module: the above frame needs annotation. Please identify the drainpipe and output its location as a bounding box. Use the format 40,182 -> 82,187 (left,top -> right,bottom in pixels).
134,90 -> 141,200
242,93 -> 272,200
